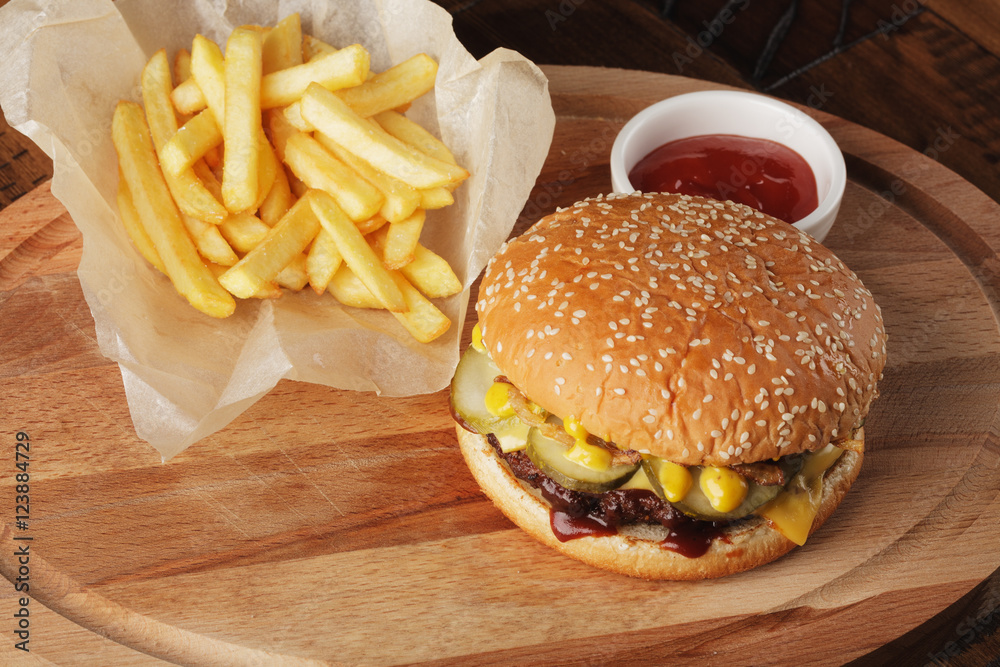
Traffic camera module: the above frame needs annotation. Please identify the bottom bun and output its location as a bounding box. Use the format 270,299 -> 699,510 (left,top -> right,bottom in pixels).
456,425 -> 863,580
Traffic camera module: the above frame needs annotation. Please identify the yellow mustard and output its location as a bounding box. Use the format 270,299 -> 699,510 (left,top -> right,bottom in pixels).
484,382 -> 515,418
699,465 -> 748,513
471,323 -> 486,353
657,461 -> 693,503
562,415 -> 612,471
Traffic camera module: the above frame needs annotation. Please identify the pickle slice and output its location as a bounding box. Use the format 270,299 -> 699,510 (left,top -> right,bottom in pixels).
641,458 -> 668,499
672,456 -> 805,521
526,427 -> 639,494
449,345 -> 517,435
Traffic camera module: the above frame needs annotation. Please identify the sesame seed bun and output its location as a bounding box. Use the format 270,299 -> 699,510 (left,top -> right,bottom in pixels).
456,424 -> 864,580
476,192 -> 886,466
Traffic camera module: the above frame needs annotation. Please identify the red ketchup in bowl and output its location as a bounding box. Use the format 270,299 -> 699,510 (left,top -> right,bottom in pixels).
627,134 -> 818,224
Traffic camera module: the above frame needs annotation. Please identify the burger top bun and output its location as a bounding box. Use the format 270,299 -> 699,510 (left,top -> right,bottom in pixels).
476,193 -> 887,467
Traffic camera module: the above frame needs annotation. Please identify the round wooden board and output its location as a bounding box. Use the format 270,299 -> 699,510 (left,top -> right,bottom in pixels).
1,66 -> 999,665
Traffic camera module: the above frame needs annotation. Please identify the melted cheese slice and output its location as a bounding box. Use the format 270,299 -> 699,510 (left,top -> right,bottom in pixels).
756,445 -> 844,546
620,465 -> 656,492
493,420 -> 530,453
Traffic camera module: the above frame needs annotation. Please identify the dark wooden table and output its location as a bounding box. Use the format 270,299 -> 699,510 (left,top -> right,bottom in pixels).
1,0 -> 998,664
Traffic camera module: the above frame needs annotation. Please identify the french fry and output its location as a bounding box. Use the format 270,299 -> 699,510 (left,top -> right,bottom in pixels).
306,229 -> 343,294
265,108 -> 298,161
253,137 -> 279,212
219,195 -> 321,299
381,208 -> 424,270
328,265 -> 384,309
207,262 -> 281,299
191,34 -> 226,122
375,110 -> 463,194
252,282 -> 284,299
419,187 -> 454,209
142,49 -> 186,153
112,101 -> 235,318
282,100 -> 313,131
399,244 -> 463,299
259,161 -> 293,226
142,49 -> 228,224
262,13 -> 303,74
222,28 -> 263,213
182,213 -> 239,266
388,271 -> 451,343
314,133 -> 420,223
160,109 -> 223,177
336,54 -> 437,118
203,145 -> 222,169
174,48 -> 193,84
309,190 -> 405,312
276,254 -> 310,291
219,212 -> 271,254
368,227 -> 461,299
171,78 -> 208,115
287,167 -> 309,199
117,170 -> 166,274
301,82 -> 468,189
283,131 -> 383,222
328,267 -> 451,342
192,159 -> 223,200
303,34 -> 338,62
356,215 -> 388,236
260,44 -> 369,109
164,166 -> 229,224
374,109 -> 457,165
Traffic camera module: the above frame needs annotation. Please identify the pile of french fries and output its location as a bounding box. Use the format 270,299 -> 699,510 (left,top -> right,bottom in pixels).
112,14 -> 468,343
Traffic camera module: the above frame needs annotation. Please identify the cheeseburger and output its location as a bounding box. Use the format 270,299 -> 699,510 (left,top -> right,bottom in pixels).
450,192 -> 886,579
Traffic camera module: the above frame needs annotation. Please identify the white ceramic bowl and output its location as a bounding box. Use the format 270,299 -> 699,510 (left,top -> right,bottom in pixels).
609,90 -> 846,242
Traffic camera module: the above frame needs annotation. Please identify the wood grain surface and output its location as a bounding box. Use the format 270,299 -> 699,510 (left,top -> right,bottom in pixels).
1,66 -> 1000,666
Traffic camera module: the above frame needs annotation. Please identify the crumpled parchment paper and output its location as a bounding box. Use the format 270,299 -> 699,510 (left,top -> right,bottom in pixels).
0,0 -> 554,459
